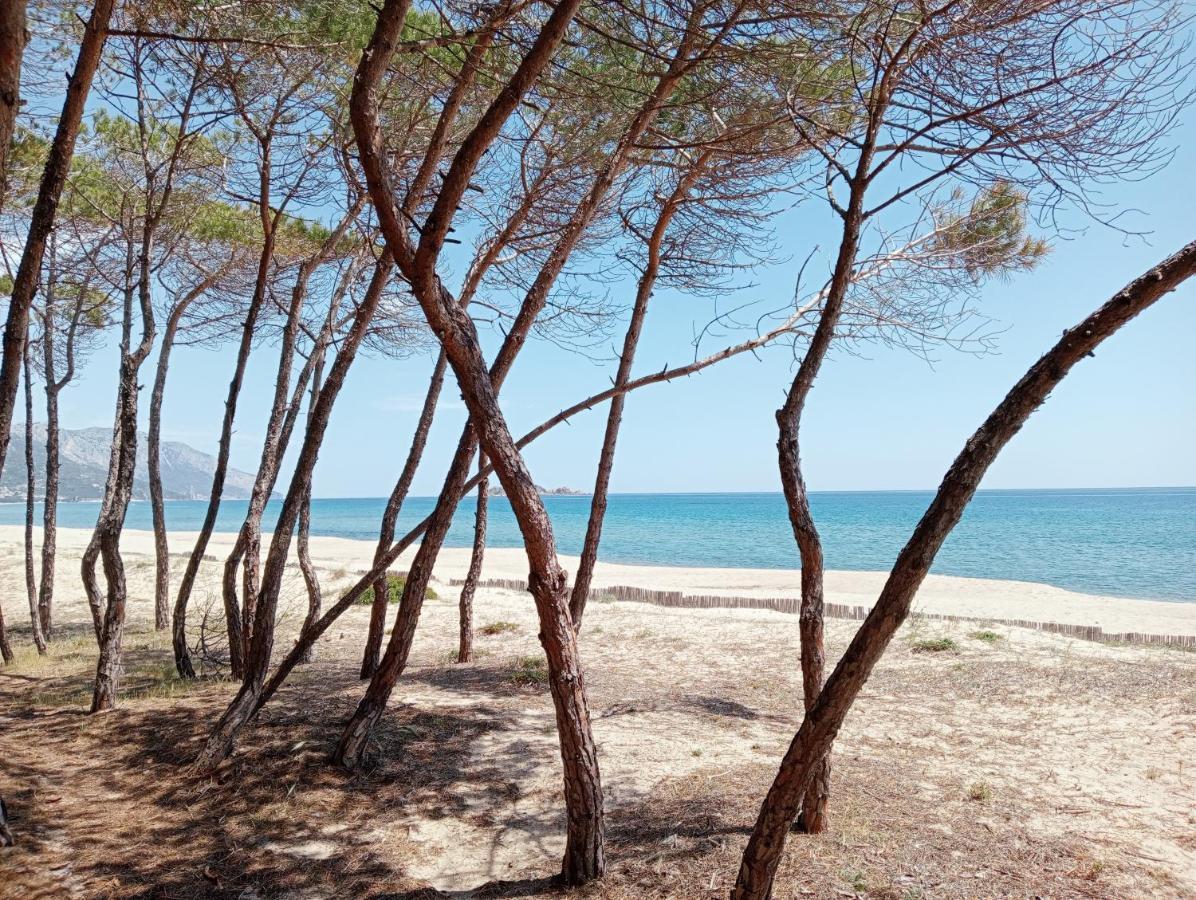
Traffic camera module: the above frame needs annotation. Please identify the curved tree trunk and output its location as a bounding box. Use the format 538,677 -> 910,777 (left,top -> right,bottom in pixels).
297,356 -> 324,665
731,239 -> 1196,900
91,201 -> 158,711
226,221 -> 359,673
81,381 -> 125,643
567,161 -> 705,626
195,254 -> 392,770
0,0 -> 113,489
339,1 -> 605,881
22,342 -> 45,653
457,455 -> 487,663
173,245 -> 274,678
91,354 -> 142,711
296,483 -> 320,663
360,349 -> 446,678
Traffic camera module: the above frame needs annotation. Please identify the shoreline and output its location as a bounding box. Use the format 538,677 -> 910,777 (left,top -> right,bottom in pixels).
3,524 -> 1194,637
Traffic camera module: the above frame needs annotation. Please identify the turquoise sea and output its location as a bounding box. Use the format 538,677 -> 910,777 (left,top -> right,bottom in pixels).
1,488 -> 1193,602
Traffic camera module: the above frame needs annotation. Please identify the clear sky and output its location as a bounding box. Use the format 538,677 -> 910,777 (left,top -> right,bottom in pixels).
52,119 -> 1196,499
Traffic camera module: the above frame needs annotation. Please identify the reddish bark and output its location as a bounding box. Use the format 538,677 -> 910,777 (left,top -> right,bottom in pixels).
732,239 -> 1196,899
0,0 -> 27,208
569,161 -> 707,626
0,0 -> 114,492
457,455 -> 488,663
360,350 -> 445,678
194,254 -> 393,770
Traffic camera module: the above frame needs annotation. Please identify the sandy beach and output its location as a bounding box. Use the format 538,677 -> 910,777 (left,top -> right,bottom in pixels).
4,524 -> 1194,638
1,525 -> 1194,897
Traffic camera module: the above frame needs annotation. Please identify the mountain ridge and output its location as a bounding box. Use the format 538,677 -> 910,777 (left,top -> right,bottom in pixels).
2,424 -> 262,502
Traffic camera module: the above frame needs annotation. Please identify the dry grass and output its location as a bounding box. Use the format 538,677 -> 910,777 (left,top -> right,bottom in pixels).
1,545 -> 1193,898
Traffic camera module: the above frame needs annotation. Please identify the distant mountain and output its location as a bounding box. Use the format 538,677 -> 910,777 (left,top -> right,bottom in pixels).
2,424 -> 261,502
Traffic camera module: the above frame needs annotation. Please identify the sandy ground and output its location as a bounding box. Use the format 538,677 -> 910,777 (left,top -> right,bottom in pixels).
4,525 -> 1195,636
0,527 -> 1194,898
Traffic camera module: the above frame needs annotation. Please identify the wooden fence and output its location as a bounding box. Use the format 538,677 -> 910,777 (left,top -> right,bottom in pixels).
447,577 -> 1196,650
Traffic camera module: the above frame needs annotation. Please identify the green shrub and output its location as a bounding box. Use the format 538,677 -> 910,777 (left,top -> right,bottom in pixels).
911,636 -> 959,653
356,572 -> 437,605
970,629 -> 1003,644
480,621 -> 518,636
509,655 -> 549,686
967,780 -> 993,802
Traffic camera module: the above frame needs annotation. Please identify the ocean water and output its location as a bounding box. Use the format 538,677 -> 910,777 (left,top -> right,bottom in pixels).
1,488 -> 1193,602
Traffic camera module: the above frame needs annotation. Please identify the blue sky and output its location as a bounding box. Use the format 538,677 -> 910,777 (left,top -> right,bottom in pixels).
51,118 -> 1195,499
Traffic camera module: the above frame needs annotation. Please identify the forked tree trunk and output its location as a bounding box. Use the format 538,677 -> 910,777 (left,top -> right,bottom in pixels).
226,230 -> 359,672
0,0 -> 114,489
361,349 -> 446,678
82,246 -> 134,646
195,255 -> 392,771
214,0 -> 708,785
732,239 -> 1196,900
340,1 -> 605,880
91,203 -> 158,711
22,343 -> 45,653
91,354 -> 143,711
457,456 -> 488,663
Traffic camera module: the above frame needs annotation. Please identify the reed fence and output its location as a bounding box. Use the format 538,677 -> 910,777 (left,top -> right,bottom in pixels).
446,577 -> 1196,650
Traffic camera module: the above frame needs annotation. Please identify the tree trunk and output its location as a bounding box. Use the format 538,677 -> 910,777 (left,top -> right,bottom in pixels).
0,0 -> 28,209
148,305 -> 184,632
731,239 -> 1196,900
296,482 -> 320,664
457,455 -> 488,663
0,0 -> 113,489
91,349 -> 148,711
91,199 -> 158,711
39,377 -> 59,638
344,2 -> 605,876
172,253 -> 273,678
195,255 -> 392,771
22,342 -> 45,654
227,220 -> 359,672
333,426 -> 478,767
297,355 -> 324,665
361,349 -> 446,678
0,596 -> 13,664
81,390 -> 123,643
568,162 -> 705,626
769,165 -> 871,834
